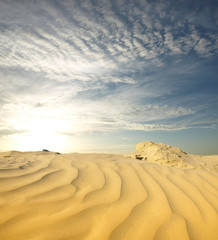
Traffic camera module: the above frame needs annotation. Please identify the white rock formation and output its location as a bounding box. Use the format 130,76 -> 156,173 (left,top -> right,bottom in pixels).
128,141 -> 193,168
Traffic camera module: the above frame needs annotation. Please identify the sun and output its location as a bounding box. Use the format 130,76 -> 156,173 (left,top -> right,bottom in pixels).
14,118 -> 68,152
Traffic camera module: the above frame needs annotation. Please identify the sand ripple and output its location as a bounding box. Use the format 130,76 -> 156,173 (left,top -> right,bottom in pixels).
0,151 -> 218,240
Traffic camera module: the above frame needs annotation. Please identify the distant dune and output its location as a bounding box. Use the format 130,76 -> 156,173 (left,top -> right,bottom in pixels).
0,142 -> 218,240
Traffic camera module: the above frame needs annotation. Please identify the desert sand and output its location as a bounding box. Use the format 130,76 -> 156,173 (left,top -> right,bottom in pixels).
0,141 -> 218,240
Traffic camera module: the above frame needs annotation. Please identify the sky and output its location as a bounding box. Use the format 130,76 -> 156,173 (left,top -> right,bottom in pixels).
0,0 -> 218,155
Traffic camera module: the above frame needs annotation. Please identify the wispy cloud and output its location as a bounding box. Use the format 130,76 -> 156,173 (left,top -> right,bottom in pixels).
0,0 -> 217,145
0,128 -> 27,136
1,0 -> 217,83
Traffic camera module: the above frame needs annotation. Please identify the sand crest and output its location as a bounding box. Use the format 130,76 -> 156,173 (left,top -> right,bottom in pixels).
0,146 -> 218,240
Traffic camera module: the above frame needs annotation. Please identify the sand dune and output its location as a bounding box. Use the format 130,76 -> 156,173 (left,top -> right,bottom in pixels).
0,145 -> 218,240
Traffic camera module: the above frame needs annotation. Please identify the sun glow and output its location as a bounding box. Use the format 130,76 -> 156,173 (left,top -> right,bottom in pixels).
14,118 -> 68,152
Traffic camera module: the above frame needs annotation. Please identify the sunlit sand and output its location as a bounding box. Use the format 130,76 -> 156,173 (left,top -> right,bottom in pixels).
0,142 -> 218,240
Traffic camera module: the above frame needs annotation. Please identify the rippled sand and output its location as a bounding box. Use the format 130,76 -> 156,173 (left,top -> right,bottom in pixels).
0,151 -> 218,240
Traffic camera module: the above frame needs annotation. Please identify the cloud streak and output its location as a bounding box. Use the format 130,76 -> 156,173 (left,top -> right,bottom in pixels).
0,0 -> 217,147
1,0 -> 217,83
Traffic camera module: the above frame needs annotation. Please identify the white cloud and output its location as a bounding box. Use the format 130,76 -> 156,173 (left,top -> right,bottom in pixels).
194,38 -> 214,57
1,0 -> 217,88
124,123 -> 187,131
0,0 -> 217,143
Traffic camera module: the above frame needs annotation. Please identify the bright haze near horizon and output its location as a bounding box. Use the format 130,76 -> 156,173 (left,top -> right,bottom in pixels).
0,0 -> 218,155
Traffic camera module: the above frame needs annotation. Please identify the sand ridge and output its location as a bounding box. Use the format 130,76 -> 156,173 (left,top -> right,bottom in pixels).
0,149 -> 218,240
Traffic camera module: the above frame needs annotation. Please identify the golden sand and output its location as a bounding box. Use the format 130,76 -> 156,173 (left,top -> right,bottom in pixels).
0,149 -> 218,240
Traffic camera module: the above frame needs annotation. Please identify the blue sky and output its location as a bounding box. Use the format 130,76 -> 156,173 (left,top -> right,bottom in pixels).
0,0 -> 218,154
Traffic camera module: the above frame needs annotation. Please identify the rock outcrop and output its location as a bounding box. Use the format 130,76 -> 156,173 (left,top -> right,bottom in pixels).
127,141 -> 193,168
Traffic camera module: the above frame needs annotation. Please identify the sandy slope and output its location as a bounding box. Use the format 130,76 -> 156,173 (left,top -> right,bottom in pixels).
0,149 -> 218,240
